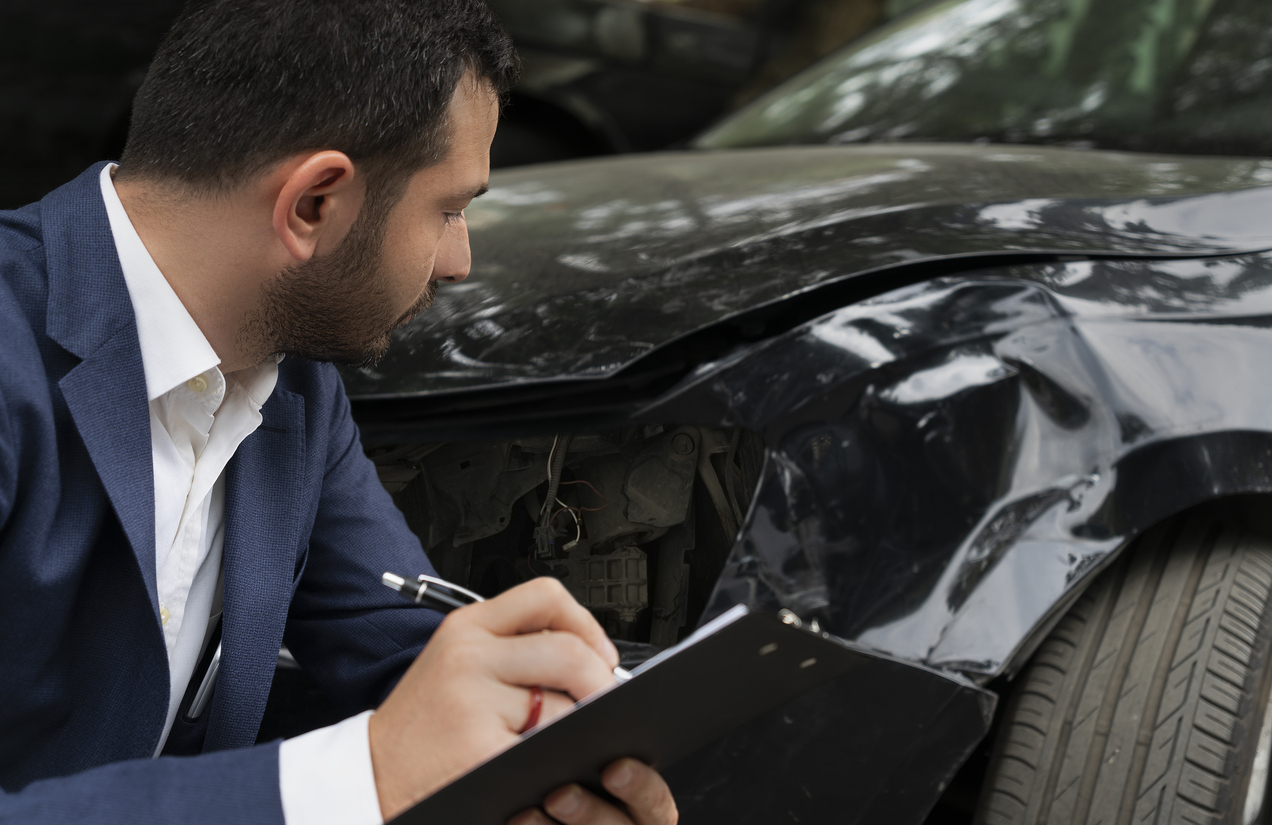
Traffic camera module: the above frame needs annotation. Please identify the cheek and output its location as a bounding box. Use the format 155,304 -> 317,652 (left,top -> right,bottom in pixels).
382,229 -> 443,287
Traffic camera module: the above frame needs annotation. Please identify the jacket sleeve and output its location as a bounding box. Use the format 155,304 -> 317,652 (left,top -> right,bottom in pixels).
280,366 -> 445,714
0,743 -> 284,824
0,383 -> 13,533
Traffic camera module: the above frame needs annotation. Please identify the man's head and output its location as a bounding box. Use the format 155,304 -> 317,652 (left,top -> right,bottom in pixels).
119,0 -> 517,195
114,0 -> 517,369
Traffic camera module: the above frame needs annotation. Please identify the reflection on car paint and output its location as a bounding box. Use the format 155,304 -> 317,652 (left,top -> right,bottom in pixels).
696,0 -> 1272,159
665,254 -> 1272,680
342,145 -> 1272,398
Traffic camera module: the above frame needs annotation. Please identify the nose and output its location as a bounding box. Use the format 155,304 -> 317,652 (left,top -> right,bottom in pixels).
432,217 -> 471,284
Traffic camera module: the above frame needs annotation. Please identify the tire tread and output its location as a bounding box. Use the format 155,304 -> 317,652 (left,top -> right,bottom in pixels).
974,511 -> 1272,825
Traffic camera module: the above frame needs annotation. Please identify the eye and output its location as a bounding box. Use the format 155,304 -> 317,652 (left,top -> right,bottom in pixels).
444,210 -> 466,227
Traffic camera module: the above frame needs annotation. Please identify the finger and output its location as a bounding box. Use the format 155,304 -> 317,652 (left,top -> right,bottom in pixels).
490,631 -> 616,701
465,577 -> 619,667
508,809 -> 553,825
484,681 -> 573,734
601,760 -> 678,825
489,683 -> 575,733
539,688 -> 576,726
543,783 -> 633,825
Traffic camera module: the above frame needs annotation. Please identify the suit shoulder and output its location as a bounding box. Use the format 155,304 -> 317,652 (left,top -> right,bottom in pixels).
0,202 -> 45,259
0,202 -> 50,317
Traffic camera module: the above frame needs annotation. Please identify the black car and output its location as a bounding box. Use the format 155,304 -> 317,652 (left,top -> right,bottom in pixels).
335,0 -> 1272,823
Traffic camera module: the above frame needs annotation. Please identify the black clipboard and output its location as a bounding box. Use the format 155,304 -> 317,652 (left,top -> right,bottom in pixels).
390,605 -> 875,824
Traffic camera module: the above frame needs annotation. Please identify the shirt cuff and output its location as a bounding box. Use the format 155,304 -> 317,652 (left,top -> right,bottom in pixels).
279,709 -> 383,825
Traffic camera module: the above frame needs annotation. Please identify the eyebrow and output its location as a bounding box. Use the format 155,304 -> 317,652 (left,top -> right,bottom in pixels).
456,183 -> 489,202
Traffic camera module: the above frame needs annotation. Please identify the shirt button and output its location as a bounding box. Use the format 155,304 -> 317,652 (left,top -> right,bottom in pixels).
187,376 -> 208,393
160,605 -> 171,626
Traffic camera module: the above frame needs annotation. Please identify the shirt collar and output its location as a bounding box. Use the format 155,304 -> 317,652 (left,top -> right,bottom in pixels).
99,164 -> 222,401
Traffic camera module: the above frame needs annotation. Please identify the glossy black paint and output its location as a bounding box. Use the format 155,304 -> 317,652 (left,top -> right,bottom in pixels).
347,144 -> 1272,823
696,0 -> 1272,160
656,252 -> 1272,677
343,145 -> 1272,398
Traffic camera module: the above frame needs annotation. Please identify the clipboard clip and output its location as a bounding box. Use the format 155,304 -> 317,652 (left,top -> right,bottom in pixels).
778,608 -> 827,638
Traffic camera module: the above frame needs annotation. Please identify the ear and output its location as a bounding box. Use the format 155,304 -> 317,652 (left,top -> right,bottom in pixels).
272,151 -> 360,263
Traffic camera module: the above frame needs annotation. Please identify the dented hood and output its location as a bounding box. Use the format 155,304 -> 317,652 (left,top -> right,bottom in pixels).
341,144 -> 1272,399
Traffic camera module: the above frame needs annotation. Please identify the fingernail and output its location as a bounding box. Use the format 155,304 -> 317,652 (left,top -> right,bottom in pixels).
547,786 -> 583,819
607,762 -> 634,790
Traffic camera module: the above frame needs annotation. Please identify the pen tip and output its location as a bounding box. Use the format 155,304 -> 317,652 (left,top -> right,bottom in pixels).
382,572 -> 406,590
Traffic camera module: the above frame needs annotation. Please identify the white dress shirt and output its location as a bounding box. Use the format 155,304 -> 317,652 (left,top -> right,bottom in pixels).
100,165 -> 382,825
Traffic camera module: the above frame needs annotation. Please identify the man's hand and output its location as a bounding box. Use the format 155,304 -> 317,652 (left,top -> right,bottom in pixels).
508,758 -> 679,825
367,577 -> 677,825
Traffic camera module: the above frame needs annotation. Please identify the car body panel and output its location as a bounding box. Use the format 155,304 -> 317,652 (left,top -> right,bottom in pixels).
342,144 -> 1272,399
643,252 -> 1272,679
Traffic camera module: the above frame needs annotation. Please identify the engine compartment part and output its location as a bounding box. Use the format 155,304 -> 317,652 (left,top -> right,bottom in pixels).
369,425 -> 765,645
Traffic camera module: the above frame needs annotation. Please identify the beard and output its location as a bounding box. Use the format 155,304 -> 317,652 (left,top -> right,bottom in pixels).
242,196 -> 437,369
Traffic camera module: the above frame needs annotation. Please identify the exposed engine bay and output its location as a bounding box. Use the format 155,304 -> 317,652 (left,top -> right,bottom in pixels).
369,426 -> 764,646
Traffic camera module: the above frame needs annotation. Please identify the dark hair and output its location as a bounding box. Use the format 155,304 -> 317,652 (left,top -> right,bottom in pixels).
117,0 -> 519,193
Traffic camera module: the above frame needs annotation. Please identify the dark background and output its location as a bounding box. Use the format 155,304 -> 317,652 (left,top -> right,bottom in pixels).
0,0 -> 900,209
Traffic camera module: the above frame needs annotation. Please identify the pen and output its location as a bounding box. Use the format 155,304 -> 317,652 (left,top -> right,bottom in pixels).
188,642 -> 220,719
382,571 -> 632,681
381,572 -> 485,612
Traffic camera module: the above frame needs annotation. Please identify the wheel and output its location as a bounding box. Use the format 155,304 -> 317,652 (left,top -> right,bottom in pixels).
975,506 -> 1272,825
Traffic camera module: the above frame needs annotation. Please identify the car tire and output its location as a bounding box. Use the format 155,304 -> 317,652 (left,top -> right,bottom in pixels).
974,508 -> 1272,825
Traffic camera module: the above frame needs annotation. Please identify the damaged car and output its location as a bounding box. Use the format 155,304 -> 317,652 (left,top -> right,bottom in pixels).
345,146 -> 1272,825
322,0 -> 1272,823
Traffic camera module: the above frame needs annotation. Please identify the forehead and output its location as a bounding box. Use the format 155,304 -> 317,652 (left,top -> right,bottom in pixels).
449,73 -> 500,136
407,74 -> 498,201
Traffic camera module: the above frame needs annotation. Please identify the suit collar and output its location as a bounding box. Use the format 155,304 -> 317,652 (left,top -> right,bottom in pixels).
41,162 -> 138,360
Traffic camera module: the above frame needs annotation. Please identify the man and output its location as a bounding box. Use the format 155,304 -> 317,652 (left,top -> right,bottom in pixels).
0,1 -> 677,823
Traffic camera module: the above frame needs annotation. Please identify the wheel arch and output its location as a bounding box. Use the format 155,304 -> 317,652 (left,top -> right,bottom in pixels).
934,431 -> 1272,682
970,496 -> 1272,825
1000,486 -> 1272,683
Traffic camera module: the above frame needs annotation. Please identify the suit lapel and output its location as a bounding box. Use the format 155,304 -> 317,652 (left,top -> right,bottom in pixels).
204,386 -> 307,751
42,164 -> 160,619
59,339 -> 159,614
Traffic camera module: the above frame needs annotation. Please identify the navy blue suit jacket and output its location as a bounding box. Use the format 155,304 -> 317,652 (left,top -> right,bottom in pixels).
0,165 -> 444,823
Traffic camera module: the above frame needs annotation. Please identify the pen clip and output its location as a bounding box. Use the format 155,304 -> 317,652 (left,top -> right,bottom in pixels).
417,574 -> 485,605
